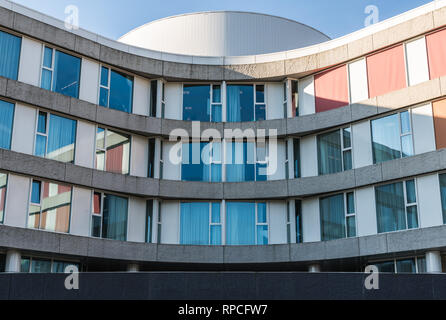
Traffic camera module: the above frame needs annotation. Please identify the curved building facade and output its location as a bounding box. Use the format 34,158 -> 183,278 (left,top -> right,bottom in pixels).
0,0 -> 445,274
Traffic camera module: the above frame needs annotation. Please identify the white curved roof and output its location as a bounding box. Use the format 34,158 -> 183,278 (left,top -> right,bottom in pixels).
118,11 -> 330,57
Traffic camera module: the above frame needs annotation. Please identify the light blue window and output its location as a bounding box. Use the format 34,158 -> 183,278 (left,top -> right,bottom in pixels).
30,180 -> 41,204
34,112 -> 77,163
0,100 -> 14,150
41,47 -> 81,98
318,128 -> 352,175
102,194 -> 128,241
183,84 -> 211,121
99,67 -> 133,113
439,174 -> 446,224
0,30 -> 21,80
375,180 -> 418,233
371,111 -> 413,164
256,203 -> 268,245
180,202 -> 210,245
227,84 -> 254,122
210,203 -> 222,245
182,142 -> 221,182
226,202 -> 256,245
320,194 -> 346,241
255,85 -> 266,121
226,141 -> 255,182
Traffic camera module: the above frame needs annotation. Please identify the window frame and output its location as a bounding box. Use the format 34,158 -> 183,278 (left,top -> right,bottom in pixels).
368,256 -> 426,274
95,125 -> 131,175
317,126 -> 354,175
98,64 -> 134,113
91,191 -> 104,238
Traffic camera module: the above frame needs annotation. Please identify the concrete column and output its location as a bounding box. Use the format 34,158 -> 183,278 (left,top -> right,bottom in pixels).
127,263 -> 140,272
5,250 -> 21,273
426,251 -> 442,273
308,264 -> 321,273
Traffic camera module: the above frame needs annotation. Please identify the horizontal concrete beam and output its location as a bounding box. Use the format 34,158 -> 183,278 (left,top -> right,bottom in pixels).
1,224 -> 445,264
1,149 -> 446,200
1,76 -> 445,140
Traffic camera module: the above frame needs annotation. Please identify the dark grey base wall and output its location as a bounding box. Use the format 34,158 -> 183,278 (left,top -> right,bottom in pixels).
1,272 -> 446,300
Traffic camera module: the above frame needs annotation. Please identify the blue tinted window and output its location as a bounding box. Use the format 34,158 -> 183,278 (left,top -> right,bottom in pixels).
102,194 -> 128,241
180,202 -> 209,245
375,182 -> 406,233
31,181 -> 41,204
53,50 -> 81,98
37,112 -> 46,134
34,135 -> 46,157
256,85 -> 265,103
212,85 -> 221,103
320,194 -> 346,241
40,69 -> 52,90
99,87 -> 108,108
0,100 -> 14,150
257,203 -> 267,223
0,30 -> 21,80
255,104 -> 266,121
183,85 -> 211,121
47,114 -> 76,163
256,225 -> 268,245
226,202 -> 256,245
211,105 -> 222,122
211,203 -> 221,223
109,70 -> 133,113
43,47 -> 52,68
226,142 -> 255,182
371,114 -> 402,163
210,225 -> 222,245
405,180 -> 416,203
227,85 -> 254,122
100,66 -> 109,87
182,142 -> 210,182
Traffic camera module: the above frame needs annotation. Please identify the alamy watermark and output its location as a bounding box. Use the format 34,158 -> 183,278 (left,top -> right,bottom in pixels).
365,5 -> 379,27
64,5 -> 79,31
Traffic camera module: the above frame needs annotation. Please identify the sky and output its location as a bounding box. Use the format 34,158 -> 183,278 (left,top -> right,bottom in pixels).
10,0 -> 433,40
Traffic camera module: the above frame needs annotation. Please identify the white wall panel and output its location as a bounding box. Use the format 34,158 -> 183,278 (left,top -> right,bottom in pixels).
417,174 -> 443,228
70,187 -> 92,236
302,198 -> 320,242
355,186 -> 377,236
127,197 -> 147,242
18,37 -> 42,86
160,201 -> 179,244
164,83 -> 182,120
133,76 -> 150,116
75,120 -> 95,168
268,201 -> 287,244
352,120 -> 373,168
130,135 -> 148,177
266,83 -> 284,120
79,58 -> 99,104
405,37 -> 430,86
348,58 -> 369,103
162,140 -> 181,180
4,174 -> 30,228
298,76 -> 315,116
300,135 -> 317,177
11,103 -> 36,155
412,103 -> 436,154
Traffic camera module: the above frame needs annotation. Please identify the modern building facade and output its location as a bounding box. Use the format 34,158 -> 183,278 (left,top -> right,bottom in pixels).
0,0 -> 446,274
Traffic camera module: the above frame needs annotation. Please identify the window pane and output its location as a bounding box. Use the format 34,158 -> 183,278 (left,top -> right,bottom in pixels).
37,112 -> 47,134
417,257 -> 427,274
227,85 -> 254,122
292,80 -> 299,117
52,261 -> 79,273
0,30 -> 21,80
93,192 -> 101,214
35,135 -> 47,157
92,215 -> 101,238
182,142 -> 210,182
183,84 -> 211,121
0,173 -> 7,223
102,194 -> 128,241
256,163 -> 267,182
343,150 -> 352,171
440,174 -> 446,224
0,100 -> 15,150
343,127 -> 351,148
43,47 -> 53,68
95,150 -> 105,171
180,202 -> 209,245
405,180 -> 417,204
210,225 -> 222,245
406,205 -> 418,229
99,87 -> 109,107
400,111 -> 411,134
40,69 -> 52,91
320,194 -> 346,241
375,182 -> 406,233
257,202 -> 267,223
226,142 -> 255,182
212,85 -> 221,103
401,134 -> 414,158
211,104 -> 222,123
255,104 -> 266,121
346,192 -> 355,214
146,200 -> 153,243
318,130 -> 342,175
295,200 -> 303,243
256,85 -> 265,103
100,66 -> 109,87
53,50 -> 81,98
109,70 -> 133,113
31,259 -> 51,273
28,204 -> 40,229
105,130 -> 130,175
148,139 -> 155,178
47,114 -> 76,163
347,216 -> 356,237
40,182 -> 71,233
256,225 -> 268,245
31,181 -> 41,204
294,139 -> 300,178
375,261 -> 395,273
211,203 -> 221,223
396,259 -> 416,273
226,202 -> 256,245
371,114 -> 401,163
150,80 -> 158,117
96,127 -> 105,149
20,258 -> 30,273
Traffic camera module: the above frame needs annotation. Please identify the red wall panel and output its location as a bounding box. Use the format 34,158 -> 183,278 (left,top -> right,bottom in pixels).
426,28 -> 446,80
314,65 -> 349,113
367,45 -> 407,98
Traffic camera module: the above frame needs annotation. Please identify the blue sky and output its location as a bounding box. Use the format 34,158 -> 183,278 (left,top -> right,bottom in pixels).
11,0 -> 432,40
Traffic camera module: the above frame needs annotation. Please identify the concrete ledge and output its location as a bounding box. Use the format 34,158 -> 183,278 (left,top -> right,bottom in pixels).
1,149 -> 446,200
1,224 -> 446,264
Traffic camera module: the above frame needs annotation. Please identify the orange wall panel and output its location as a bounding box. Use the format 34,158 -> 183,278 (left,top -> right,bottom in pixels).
367,45 -> 407,98
314,65 -> 349,113
426,29 -> 446,80
433,98 -> 446,150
